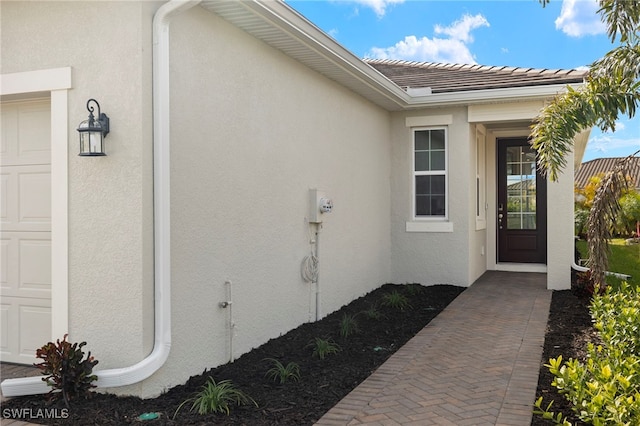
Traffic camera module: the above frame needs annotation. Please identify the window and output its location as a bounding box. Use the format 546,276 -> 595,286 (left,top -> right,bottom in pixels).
413,128 -> 447,218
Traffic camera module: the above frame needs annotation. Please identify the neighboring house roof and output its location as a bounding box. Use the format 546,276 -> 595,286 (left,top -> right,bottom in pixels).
507,179 -> 536,192
365,59 -> 587,94
575,157 -> 640,190
199,1 -> 586,111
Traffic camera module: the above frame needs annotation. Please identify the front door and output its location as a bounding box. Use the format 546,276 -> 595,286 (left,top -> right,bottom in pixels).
497,138 -> 547,263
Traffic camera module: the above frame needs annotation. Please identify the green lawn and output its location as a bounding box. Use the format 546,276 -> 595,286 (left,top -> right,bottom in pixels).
576,238 -> 640,286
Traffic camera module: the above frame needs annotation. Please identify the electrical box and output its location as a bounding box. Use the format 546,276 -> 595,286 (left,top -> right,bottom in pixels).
309,188 -> 333,223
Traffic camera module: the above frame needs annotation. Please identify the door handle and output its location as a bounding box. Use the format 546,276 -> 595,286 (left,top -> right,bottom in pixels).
498,213 -> 503,229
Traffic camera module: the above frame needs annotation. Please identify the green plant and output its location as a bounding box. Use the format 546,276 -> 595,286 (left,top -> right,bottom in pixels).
591,281 -> 640,357
34,334 -> 98,407
576,239 -> 639,287
339,313 -> 359,338
264,358 -> 301,384
361,304 -> 384,320
404,283 -> 425,296
174,377 -> 257,417
380,290 -> 411,311
535,283 -> 640,424
308,337 -> 340,359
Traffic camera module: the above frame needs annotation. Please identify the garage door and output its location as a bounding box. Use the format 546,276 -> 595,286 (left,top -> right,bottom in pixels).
0,99 -> 52,364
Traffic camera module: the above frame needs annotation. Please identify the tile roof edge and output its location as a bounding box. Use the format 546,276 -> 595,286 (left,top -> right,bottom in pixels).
364,58 -> 586,76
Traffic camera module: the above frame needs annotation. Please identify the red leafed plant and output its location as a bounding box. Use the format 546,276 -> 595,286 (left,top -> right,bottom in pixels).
34,334 -> 99,406
572,271 -> 605,298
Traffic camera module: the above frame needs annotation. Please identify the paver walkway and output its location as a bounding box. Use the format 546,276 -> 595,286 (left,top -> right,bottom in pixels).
316,271 -> 551,426
2,271 -> 550,426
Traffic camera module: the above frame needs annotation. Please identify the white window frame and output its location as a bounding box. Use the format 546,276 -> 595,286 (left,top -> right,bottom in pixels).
412,126 -> 448,221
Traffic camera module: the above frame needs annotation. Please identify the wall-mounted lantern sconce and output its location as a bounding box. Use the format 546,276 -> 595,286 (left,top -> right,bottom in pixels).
77,98 -> 110,156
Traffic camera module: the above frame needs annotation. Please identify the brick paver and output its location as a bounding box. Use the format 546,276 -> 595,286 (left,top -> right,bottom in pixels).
2,271 -> 550,426
316,271 -> 550,426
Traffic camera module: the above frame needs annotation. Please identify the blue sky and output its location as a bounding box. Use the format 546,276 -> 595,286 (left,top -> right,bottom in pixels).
287,0 -> 639,162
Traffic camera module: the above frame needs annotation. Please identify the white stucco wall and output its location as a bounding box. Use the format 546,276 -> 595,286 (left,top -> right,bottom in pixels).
2,1 -> 579,399
137,6 -> 392,396
546,151 -> 575,290
1,1 -> 157,393
389,108 -> 473,287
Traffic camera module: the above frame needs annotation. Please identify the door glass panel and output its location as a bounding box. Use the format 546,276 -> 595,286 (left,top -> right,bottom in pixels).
506,145 -> 536,230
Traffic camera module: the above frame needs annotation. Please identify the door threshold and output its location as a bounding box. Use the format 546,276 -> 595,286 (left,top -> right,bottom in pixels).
495,263 -> 547,273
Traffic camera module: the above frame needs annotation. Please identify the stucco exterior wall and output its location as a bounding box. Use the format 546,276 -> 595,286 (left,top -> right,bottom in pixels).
2,1 -> 578,399
389,108 -> 473,287
547,152 -> 575,290
1,1 -> 157,392
137,6 -> 392,395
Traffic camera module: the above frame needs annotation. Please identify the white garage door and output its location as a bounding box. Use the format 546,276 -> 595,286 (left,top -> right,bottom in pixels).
0,99 -> 52,364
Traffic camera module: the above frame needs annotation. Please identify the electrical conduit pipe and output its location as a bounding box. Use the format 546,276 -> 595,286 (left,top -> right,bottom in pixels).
0,0 -> 202,397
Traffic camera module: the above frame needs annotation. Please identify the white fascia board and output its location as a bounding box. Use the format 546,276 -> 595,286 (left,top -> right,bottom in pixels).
230,1 -> 410,107
213,1 -> 586,111
405,83 -> 580,108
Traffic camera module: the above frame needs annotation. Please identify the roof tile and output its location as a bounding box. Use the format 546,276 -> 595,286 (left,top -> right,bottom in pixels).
575,157 -> 640,189
366,59 -> 587,93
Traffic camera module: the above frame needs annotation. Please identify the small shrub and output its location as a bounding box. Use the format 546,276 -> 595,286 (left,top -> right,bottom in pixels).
535,282 -> 640,424
339,313 -> 359,338
174,377 -> 257,417
572,270 -> 604,298
308,337 -> 340,359
34,334 -> 98,407
404,283 -> 425,296
361,304 -> 384,320
380,290 -> 411,311
264,358 -> 301,384
590,281 -> 640,357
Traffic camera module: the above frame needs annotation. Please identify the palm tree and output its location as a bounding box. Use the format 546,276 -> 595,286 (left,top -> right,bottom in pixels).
531,0 -> 640,285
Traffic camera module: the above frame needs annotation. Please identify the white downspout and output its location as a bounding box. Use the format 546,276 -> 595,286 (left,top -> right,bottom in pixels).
0,0 -> 201,397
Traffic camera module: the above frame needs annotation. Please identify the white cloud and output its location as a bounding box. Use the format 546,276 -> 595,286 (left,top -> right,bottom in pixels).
366,14 -> 489,64
350,0 -> 404,18
555,0 -> 606,37
586,134 -> 640,156
434,14 -> 489,43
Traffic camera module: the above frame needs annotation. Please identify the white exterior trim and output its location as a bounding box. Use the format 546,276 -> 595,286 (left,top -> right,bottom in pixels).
0,68 -> 72,96
468,101 -> 545,123
406,221 -> 454,233
405,115 -> 453,127
495,263 -> 547,273
0,67 -> 71,352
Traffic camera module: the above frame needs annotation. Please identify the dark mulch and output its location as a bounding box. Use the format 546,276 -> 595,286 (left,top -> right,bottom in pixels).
2,283 -> 465,425
531,281 -> 597,425
3,279 -> 599,425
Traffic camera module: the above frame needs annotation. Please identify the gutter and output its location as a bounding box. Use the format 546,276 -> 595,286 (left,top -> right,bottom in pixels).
0,0 -> 201,397
219,0 -> 586,111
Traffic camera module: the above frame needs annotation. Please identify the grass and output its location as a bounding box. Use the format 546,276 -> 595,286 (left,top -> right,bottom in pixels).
576,238 -> 640,287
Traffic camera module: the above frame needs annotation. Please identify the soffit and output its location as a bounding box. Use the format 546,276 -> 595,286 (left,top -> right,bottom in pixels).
198,1 -> 585,112
199,0 -> 408,111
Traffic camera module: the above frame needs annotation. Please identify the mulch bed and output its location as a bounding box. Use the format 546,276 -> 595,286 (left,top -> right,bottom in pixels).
3,279 -> 598,425
2,283 -> 465,425
531,285 -> 597,425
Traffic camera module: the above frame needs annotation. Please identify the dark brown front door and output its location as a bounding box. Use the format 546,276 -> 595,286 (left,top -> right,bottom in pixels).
497,138 -> 547,263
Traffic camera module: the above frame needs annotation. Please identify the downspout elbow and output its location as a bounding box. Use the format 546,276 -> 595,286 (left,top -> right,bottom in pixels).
0,0 -> 201,398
